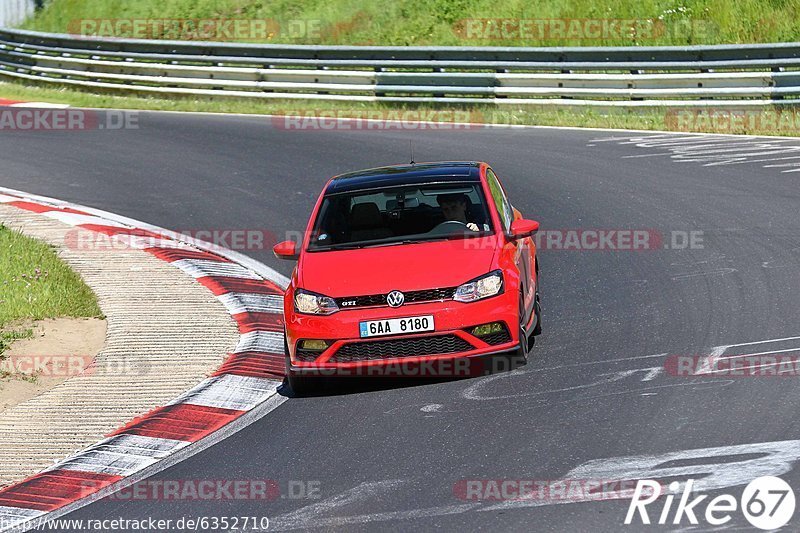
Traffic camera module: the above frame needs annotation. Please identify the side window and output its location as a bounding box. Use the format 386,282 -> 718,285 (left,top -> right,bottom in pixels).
486,169 -> 514,233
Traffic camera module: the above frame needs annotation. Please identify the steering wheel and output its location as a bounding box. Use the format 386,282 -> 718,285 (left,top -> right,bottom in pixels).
429,220 -> 470,235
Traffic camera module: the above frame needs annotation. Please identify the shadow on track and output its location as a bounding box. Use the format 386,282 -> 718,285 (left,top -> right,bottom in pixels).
278,351 -> 530,398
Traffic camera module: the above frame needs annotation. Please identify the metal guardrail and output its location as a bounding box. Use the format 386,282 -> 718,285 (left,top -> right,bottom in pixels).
2,26 -> 800,106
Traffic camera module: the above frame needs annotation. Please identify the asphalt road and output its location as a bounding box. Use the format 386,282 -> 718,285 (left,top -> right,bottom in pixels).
2,111 -> 800,532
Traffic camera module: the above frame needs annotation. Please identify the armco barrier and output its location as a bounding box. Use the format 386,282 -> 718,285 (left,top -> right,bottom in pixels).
1,27 -> 800,106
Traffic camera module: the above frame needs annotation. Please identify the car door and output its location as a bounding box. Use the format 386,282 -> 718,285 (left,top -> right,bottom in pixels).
486,168 -> 536,328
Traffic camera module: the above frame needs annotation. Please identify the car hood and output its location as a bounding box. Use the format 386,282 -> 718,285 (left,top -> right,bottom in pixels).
298,237 -> 498,297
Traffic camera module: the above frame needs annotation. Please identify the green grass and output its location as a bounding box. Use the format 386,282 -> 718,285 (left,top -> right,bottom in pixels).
0,224 -> 102,339
20,0 -> 800,46
5,80 -> 800,137
0,330 -> 33,379
0,330 -> 32,355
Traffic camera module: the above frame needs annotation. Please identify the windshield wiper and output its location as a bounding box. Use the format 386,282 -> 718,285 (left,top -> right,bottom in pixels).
346,238 -> 445,249
310,243 -> 367,251
442,231 -> 491,240
311,238 -> 443,251
310,233 -> 489,252
396,238 -> 448,245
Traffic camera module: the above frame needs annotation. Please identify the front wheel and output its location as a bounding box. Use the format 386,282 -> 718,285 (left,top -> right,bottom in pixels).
514,297 -> 530,361
532,291 -> 542,336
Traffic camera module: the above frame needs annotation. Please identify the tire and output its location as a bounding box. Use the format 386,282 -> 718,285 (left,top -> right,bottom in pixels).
514,297 -> 529,361
284,334 -> 314,396
532,291 -> 542,336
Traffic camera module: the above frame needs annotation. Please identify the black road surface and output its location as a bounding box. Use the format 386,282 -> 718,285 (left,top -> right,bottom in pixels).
2,111 -> 800,532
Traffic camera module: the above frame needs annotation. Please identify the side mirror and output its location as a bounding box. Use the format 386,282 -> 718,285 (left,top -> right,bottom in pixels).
509,219 -> 539,240
273,240 -> 300,260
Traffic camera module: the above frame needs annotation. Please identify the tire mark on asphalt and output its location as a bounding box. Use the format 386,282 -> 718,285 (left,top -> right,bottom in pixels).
265,440 -> 800,530
590,133 -> 800,172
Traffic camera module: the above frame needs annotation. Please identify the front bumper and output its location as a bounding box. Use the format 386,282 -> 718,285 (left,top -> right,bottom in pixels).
285,290 -> 519,372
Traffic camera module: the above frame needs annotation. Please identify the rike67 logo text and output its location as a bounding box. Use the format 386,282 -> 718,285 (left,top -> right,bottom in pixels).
626,476 -> 795,530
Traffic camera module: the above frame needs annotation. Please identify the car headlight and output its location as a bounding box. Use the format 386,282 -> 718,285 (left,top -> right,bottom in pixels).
294,289 -> 339,315
454,270 -> 504,303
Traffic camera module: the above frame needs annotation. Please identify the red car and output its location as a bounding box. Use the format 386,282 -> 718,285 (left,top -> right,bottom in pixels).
273,162 -> 541,393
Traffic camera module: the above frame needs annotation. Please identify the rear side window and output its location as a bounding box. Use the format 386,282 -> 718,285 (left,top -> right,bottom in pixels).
486,169 -> 514,233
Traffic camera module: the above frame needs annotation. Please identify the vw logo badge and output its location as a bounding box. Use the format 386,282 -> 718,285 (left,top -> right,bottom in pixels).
386,290 -> 405,307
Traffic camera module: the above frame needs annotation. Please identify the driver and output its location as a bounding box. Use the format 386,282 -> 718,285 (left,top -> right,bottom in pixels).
437,193 -> 481,231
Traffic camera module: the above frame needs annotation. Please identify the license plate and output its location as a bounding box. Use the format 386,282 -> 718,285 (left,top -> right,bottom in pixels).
359,315 -> 434,338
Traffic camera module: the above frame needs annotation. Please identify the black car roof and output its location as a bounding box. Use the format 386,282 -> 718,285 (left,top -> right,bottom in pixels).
325,162 -> 482,194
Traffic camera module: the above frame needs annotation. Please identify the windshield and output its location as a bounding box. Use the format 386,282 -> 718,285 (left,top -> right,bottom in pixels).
307,182 -> 495,251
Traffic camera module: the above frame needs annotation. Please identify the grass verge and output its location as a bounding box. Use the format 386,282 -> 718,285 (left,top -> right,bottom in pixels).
20,0 -> 800,47
0,223 -> 103,358
0,331 -> 33,380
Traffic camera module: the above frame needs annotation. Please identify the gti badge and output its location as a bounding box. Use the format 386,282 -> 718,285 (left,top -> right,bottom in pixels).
386,290 -> 405,307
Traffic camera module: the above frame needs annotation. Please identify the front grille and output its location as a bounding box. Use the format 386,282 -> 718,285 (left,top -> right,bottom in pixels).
335,287 -> 457,309
405,287 -> 457,303
330,334 -> 473,362
295,348 -> 322,362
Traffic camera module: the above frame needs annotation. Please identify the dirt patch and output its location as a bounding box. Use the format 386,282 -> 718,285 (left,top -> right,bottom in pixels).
0,318 -> 106,412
